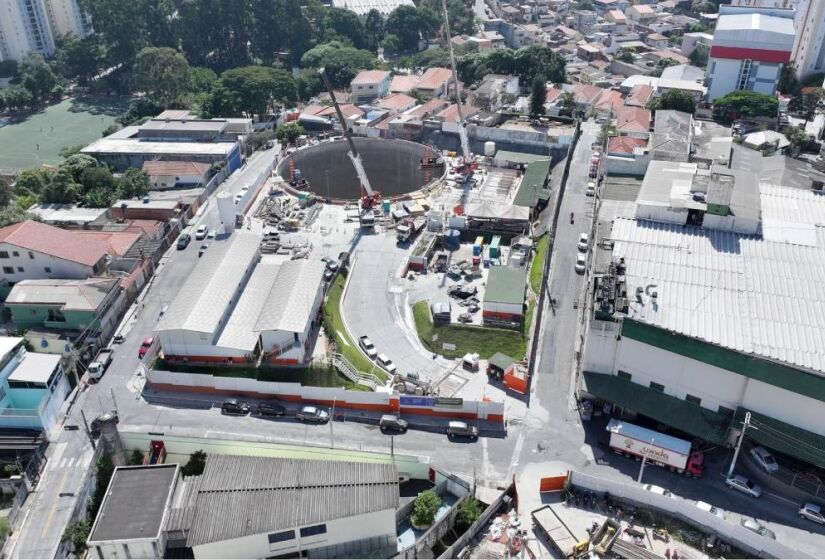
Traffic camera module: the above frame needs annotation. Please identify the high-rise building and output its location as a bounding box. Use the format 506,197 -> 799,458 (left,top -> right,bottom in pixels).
0,0 -> 91,62
705,6 -> 795,101
792,0 -> 825,79
44,0 -> 92,41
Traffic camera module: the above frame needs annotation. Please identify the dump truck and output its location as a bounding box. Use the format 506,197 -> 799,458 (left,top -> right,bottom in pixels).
396,217 -> 426,244
88,348 -> 114,381
606,419 -> 705,477
531,506 -> 588,558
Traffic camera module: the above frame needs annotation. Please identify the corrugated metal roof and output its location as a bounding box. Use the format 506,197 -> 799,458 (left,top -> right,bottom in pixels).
179,455 -> 398,547
156,232 -> 260,336
484,266 -> 527,305
216,262 -> 282,352
612,184 -> 825,373
256,260 -> 326,333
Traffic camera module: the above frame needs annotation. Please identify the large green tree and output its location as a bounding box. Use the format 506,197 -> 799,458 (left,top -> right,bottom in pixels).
118,168 -> 152,199
133,47 -> 192,106
789,87 -> 825,125
176,0 -> 252,71
323,8 -> 368,49
19,53 -> 60,105
216,66 -> 296,119
650,90 -> 696,114
530,75 -> 547,117
40,170 -> 79,204
385,5 -> 438,53
53,33 -> 106,86
364,9 -> 385,52
300,42 -> 377,89
713,90 -> 779,119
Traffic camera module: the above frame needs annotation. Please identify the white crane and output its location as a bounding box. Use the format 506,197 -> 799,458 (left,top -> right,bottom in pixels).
441,0 -> 475,173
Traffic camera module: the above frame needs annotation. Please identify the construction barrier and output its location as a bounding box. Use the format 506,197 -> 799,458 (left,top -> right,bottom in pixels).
539,472 -> 569,493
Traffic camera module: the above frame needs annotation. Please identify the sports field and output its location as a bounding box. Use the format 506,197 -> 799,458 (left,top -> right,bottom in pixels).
0,96 -> 129,172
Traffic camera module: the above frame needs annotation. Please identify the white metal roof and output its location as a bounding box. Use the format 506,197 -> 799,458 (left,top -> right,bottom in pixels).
216,262 -> 282,353
82,138 -> 237,156
156,232 -> 260,336
614,184 -> 825,373
256,260 -> 326,333
331,0 -> 413,15
9,352 -> 61,384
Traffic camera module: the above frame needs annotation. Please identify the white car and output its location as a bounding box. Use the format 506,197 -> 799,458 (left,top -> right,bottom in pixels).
644,484 -> 672,498
575,252 -> 586,274
195,225 -> 209,240
586,182 -> 596,197
740,517 -> 775,539
577,233 -> 589,252
726,474 -> 763,498
750,446 -> 779,474
377,353 -> 397,374
696,500 -> 726,520
799,502 -> 825,525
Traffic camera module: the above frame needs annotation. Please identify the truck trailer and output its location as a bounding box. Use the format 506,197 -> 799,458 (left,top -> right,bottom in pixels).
606,419 -> 704,477
396,217 -> 426,244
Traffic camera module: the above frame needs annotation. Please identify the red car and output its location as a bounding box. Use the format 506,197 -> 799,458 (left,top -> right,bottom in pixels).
139,336 -> 154,359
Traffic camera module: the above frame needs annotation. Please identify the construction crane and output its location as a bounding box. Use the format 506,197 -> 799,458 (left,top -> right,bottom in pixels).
441,0 -> 476,176
318,67 -> 380,227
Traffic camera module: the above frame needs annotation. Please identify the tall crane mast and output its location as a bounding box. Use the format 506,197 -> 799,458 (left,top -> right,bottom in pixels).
318,67 -> 381,211
441,0 -> 474,172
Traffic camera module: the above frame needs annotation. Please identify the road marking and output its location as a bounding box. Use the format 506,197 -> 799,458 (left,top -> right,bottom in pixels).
40,468 -> 69,539
506,430 -> 526,481
481,437 -> 490,486
335,332 -> 350,347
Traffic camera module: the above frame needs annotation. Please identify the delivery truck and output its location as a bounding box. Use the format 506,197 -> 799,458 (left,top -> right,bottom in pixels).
87,348 -> 114,381
606,419 -> 704,477
396,217 -> 425,244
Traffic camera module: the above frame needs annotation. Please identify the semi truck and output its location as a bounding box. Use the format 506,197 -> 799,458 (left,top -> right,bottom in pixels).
396,217 -> 425,244
606,419 -> 705,477
88,348 -> 114,381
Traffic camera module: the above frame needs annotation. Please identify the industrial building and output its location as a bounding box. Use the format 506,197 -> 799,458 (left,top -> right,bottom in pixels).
483,266 -> 527,327
582,181 -> 825,467
88,456 -> 400,559
705,6 -> 795,101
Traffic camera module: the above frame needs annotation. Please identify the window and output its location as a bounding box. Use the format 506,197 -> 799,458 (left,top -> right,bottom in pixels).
28,251 -> 33,259
0,252 -> 8,259
617,371 -> 632,381
44,267 -> 51,273
718,405 -> 735,416
649,381 -> 665,392
685,394 -> 701,406
3,267 -> 13,274
300,524 -> 327,538
16,267 -> 23,273
268,530 -> 295,544
12,251 -> 18,257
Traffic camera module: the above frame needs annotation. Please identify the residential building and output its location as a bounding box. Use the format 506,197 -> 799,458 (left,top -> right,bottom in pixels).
375,93 -> 417,114
616,106 -> 651,137
644,32 -> 669,48
624,83 -> 654,107
483,266 -> 527,327
472,74 -> 520,111
389,74 -> 419,94
414,67 -> 454,98
434,103 -> 480,135
605,135 -> 650,175
680,31 -> 713,56
27,204 -> 110,229
88,457 -> 400,559
350,70 -> 391,104
791,0 -> 825,79
0,337 -> 70,434
705,7 -> 795,101
627,4 -> 656,25
650,109 -> 693,162
0,0 -> 55,61
142,161 -> 212,190
604,9 -> 628,30
571,9 -> 598,33
44,0 -> 92,39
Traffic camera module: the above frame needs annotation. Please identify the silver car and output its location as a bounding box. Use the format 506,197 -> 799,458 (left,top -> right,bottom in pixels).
740,517 -> 775,539
800,502 -> 825,525
726,474 -> 763,498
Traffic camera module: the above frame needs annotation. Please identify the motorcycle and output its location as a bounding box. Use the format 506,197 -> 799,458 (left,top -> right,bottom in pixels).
570,212 -> 574,224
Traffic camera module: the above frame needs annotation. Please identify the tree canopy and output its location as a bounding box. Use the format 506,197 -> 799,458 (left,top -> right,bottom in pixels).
458,46 -> 566,86
300,42 -> 378,89
133,47 -> 192,106
530,76 -> 547,117
650,90 -> 696,114
203,66 -> 297,119
713,91 -> 779,119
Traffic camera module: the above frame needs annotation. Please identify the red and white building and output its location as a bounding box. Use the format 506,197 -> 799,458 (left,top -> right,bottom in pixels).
705,6 -> 795,101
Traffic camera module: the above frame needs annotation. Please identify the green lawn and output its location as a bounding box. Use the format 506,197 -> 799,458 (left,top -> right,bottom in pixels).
529,234 -> 549,295
412,301 -> 533,361
0,96 -> 129,171
323,274 -> 388,382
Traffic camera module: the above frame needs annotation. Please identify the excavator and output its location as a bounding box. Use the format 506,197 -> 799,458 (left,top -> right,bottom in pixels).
319,67 -> 380,229
441,0 -> 476,177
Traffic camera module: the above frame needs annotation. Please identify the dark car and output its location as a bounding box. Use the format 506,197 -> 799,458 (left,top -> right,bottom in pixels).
380,414 -> 409,433
221,398 -> 250,415
176,233 -> 191,250
447,421 -> 479,440
257,401 -> 286,417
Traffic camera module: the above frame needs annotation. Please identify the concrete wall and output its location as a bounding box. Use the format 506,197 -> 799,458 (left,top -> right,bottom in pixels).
635,203 -> 688,225
468,124 -> 573,148
89,538 -> 161,559
707,58 -> 782,101
605,153 -> 650,176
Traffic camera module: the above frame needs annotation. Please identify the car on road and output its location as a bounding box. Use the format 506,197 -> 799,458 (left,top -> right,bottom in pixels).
577,233 -> 589,252
176,233 -> 191,249
740,517 -> 775,539
324,269 -> 335,282
447,264 -> 462,278
586,182 -> 596,197
359,335 -> 378,358
726,474 -> 763,498
799,502 -> 825,524
379,414 -> 409,433
138,336 -> 154,359
256,401 -> 286,417
750,446 -> 779,473
221,398 -> 250,415
296,405 -> 329,423
447,421 -> 479,441
575,253 -> 586,274
377,353 -> 397,374
195,225 -> 209,240
644,484 -> 672,497
458,312 -> 473,323
325,260 -> 339,272
198,244 -> 209,257
695,500 -> 726,520
206,230 -> 216,239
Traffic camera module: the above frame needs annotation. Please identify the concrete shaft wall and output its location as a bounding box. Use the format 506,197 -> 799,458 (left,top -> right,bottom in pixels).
277,138 -> 444,200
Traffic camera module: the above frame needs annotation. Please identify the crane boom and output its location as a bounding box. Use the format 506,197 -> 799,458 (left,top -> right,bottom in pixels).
318,67 -> 377,201
441,0 -> 472,163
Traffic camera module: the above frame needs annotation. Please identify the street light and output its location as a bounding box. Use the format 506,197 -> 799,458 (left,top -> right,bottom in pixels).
727,412 -> 751,479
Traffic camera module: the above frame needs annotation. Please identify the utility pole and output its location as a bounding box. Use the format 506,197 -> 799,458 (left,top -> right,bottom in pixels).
637,437 -> 653,484
329,398 -> 336,448
727,412 -> 751,479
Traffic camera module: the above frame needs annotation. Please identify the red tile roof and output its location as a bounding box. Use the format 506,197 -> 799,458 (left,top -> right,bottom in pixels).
435,104 -> 480,123
594,90 -> 624,112
416,68 -> 453,91
605,9 -> 627,22
0,220 -> 111,266
572,83 -> 604,105
407,99 -> 450,118
142,161 -> 211,177
75,230 -> 142,257
390,75 -> 420,93
616,106 -> 651,133
546,87 -> 564,104
625,84 -> 654,107
377,93 -> 416,111
351,70 -> 390,85
608,136 -> 648,155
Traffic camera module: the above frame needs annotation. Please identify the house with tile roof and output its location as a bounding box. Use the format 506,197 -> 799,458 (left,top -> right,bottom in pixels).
616,106 -> 651,137
414,68 -> 454,98
350,70 -> 391,104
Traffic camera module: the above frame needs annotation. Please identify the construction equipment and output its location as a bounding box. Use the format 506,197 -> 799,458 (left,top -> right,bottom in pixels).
441,0 -> 476,176
318,67 -> 380,228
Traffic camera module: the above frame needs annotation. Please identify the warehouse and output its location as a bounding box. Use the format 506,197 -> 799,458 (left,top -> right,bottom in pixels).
583,183 -> 825,467
483,266 -> 527,328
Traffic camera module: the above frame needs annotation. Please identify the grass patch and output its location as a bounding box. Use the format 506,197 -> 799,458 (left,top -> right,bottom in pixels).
323,274 -> 388,382
529,234 -> 549,294
412,301 -> 532,360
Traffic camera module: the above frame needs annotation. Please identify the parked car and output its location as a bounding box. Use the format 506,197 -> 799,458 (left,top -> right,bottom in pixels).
726,474 -> 763,498
256,401 -> 286,417
575,253 -> 586,274
586,182 -> 596,197
379,414 -> 409,433
195,225 -> 209,240
695,500 -> 726,520
447,264 -> 462,278
377,354 -> 397,374
221,398 -> 250,415
176,233 -> 191,250
447,421 -> 479,440
326,260 -> 339,272
455,285 -> 478,299
296,406 -> 329,423
750,446 -> 779,473
740,517 -> 775,539
800,502 -> 825,524
359,335 -> 378,358
324,269 -> 335,282
578,233 -> 589,252
198,244 -> 209,257
644,484 -> 672,497
138,336 -> 154,359
458,312 -> 473,323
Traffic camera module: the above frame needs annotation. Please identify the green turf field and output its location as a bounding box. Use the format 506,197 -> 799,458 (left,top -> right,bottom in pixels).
0,96 -> 129,171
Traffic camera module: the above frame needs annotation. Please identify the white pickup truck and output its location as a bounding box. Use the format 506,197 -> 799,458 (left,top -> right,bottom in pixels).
88,348 -> 114,381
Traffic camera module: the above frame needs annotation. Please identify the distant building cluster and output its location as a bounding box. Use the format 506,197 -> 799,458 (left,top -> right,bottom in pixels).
0,0 -> 91,62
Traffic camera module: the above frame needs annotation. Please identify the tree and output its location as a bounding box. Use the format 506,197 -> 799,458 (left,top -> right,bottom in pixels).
59,144 -> 85,158
295,69 -> 324,101
14,169 -> 52,196
323,8 -> 368,49
420,0 -> 476,36
411,490 -> 441,527
616,50 -> 635,64
650,57 -> 679,78
181,450 -> 207,476
247,129 -> 277,151
19,52 -> 60,105
455,497 -> 483,531
789,87 -> 825,125
217,66 -> 297,119
118,168 -> 151,199
53,33 -> 106,86
88,454 -> 115,519
0,60 -> 18,79
688,43 -> 709,67
80,166 -> 117,193
129,449 -> 144,465
0,178 -> 12,208
651,90 -> 696,114
784,126 -> 809,156
300,42 -> 378,89
40,169 -> 79,204
133,47 -> 192,106
365,9 -> 385,52
61,154 -> 100,182
779,64 -> 800,96
385,5 -> 438,53
176,0 -> 252,71
714,90 -> 779,119
276,122 -> 306,146
62,519 -> 90,555
0,85 -> 32,111
382,34 -> 402,56
189,66 -> 218,93
530,75 -> 547,117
